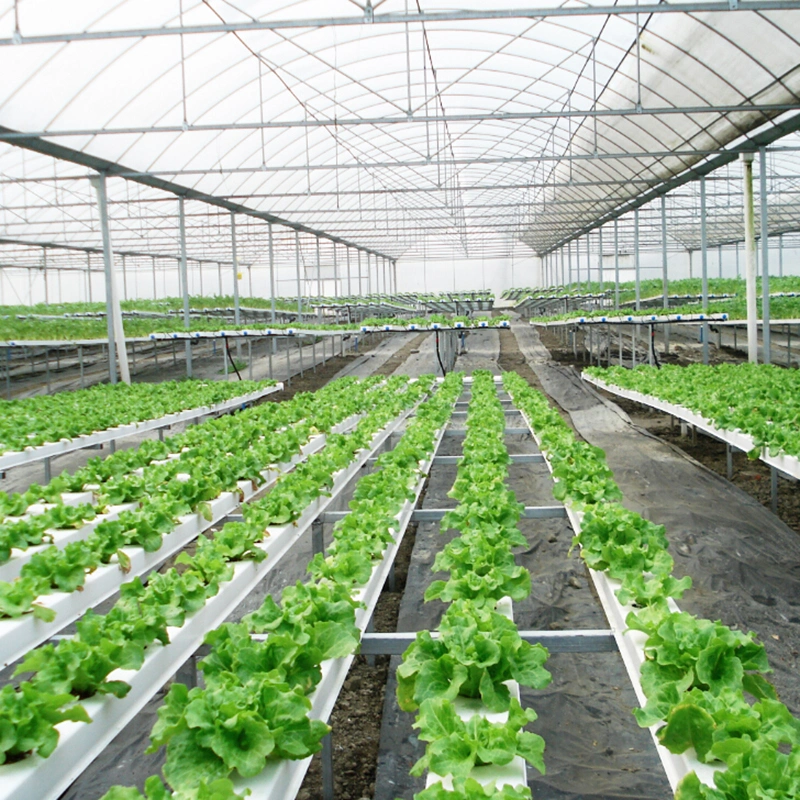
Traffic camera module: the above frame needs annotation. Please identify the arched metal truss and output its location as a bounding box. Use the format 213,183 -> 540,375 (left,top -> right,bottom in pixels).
2,0 -> 800,274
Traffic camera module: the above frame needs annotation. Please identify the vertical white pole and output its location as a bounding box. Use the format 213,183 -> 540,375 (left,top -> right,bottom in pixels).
269,223 -> 276,324
700,176 -> 709,365
597,228 -> 604,293
742,153 -> 758,363
634,208 -> 641,311
295,232 -> 303,319
661,196 -> 668,310
230,212 -> 241,327
333,242 -> 339,298
614,219 -> 620,310
90,173 -> 130,384
760,147 -> 771,364
179,197 -> 192,378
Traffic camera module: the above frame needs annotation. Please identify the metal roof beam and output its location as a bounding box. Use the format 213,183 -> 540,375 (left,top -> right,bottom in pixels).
2,104 -> 799,140
0,126 -> 393,262
541,113 -> 800,255
3,2 -> 800,46
0,237 -> 234,266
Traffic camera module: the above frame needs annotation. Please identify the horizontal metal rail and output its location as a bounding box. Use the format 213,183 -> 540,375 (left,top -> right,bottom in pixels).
359,629 -> 618,655
320,504 -> 566,523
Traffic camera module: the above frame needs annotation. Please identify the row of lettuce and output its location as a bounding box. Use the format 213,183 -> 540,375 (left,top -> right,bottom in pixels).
97,373 -> 465,799
0,313 -> 507,343
396,370 -> 551,800
0,376 -> 388,618
586,363 -> 800,460
503,371 -> 800,800
0,375 -> 429,768
0,379 -> 272,456
507,276 -> 800,308
0,291 -> 493,320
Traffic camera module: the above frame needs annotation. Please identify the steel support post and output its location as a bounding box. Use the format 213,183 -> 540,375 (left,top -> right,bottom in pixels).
700,175 -> 710,365
742,153 -> 758,363
759,147 -> 771,364
230,212 -> 241,328
42,249 -> 49,305
295,232 -> 303,320
771,467 -> 778,514
567,240 -> 573,290
179,198 -> 193,378
661,195 -> 670,354
316,236 -> 322,302
614,219 -> 620,310
298,338 -> 304,377
311,519 -> 324,556
321,733 -> 334,800
90,173 -> 130,384
726,443 -> 733,480
333,242 -> 339,298
268,223 -> 276,324
230,212 -> 242,359
597,227 -> 604,294
779,233 -> 784,278
634,208 -> 641,311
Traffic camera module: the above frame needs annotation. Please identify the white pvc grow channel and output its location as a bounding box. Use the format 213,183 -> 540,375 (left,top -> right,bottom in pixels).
0,404 -> 418,800
0,384 -> 282,472
582,373 -> 800,481
512,398 -> 719,793
234,397 -> 455,799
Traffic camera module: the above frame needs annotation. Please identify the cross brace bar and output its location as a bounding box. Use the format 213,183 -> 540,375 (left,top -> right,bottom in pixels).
319,505 -> 566,523
444,427 -> 530,437
359,630 -> 617,655
450,409 -> 521,416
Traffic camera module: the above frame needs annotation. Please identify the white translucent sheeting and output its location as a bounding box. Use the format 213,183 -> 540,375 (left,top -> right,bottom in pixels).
0,0 -> 799,265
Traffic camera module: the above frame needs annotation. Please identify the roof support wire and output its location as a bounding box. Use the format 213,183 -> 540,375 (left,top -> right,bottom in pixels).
592,40 -> 599,155
636,0 -> 643,112
258,58 -> 266,168
12,0 -> 20,44
423,33 -> 430,161
179,0 -> 188,129
405,0 -> 412,119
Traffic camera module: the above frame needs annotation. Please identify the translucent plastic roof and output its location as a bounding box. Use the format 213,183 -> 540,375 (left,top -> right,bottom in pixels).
1,0 -> 800,267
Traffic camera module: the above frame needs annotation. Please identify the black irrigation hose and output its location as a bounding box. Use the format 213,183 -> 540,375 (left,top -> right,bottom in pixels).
224,336 -> 243,380
650,324 -> 661,369
434,329 -> 447,376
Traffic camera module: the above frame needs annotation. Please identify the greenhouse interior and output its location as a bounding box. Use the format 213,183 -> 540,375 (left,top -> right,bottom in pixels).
3,2 -> 800,799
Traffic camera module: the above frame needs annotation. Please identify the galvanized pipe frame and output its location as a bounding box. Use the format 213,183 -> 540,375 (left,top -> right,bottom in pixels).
3,2 -> 799,46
